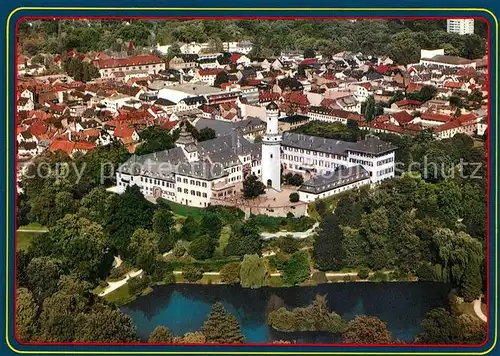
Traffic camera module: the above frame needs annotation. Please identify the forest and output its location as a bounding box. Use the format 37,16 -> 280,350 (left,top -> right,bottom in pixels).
18,19 -> 488,64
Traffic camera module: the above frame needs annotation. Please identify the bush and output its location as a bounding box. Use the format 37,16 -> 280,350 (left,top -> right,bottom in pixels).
108,262 -> 132,280
358,267 -> 370,279
416,263 -> 435,281
281,251 -> 310,286
173,240 -> 188,257
268,294 -> 346,332
312,271 -> 328,284
188,236 -> 216,260
99,280 -> 109,288
183,267 -> 203,282
163,271 -> 176,285
374,271 -> 388,282
289,193 -> 299,203
390,268 -> 408,281
220,262 -> 240,284
128,274 -> 152,295
278,235 -> 301,254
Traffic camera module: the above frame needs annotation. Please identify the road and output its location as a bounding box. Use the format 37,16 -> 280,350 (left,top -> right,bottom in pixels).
260,222 -> 320,239
98,270 -> 143,297
473,298 -> 487,322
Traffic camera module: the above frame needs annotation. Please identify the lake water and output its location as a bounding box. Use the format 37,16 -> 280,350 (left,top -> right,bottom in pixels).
121,282 -> 451,343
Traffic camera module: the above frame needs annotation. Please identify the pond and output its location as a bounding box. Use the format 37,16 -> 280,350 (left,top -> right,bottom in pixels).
120,282 -> 451,343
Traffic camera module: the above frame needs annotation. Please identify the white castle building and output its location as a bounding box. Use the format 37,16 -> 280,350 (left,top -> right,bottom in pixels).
115,103 -> 396,207
261,102 -> 282,191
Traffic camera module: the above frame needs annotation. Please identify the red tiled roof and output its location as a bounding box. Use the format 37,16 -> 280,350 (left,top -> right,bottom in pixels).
259,91 -> 281,103
73,141 -> 96,151
300,58 -> 318,65
113,124 -> 136,139
95,55 -> 163,69
420,111 -> 452,123
358,82 -> 372,89
444,81 -> 464,89
283,92 -> 309,106
375,65 -> 391,74
406,83 -> 422,93
161,120 -> 179,131
391,111 -> 414,125
49,140 -> 75,155
395,99 -> 422,107
457,113 -> 478,124
230,54 -> 242,63
434,120 -> 462,133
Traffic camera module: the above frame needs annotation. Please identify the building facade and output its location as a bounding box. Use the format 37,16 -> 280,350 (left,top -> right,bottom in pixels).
447,19 -> 475,35
261,102 -> 282,191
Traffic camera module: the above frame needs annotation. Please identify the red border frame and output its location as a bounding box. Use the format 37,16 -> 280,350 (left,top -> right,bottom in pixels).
12,15 -> 492,349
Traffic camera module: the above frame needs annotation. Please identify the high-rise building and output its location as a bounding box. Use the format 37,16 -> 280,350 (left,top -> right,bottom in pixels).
447,19 -> 475,35
261,102 -> 282,191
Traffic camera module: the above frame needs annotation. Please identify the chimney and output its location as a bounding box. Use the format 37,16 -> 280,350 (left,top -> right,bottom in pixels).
179,72 -> 184,84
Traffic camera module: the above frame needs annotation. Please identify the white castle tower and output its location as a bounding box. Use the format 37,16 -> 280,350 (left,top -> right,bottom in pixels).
261,102 -> 281,191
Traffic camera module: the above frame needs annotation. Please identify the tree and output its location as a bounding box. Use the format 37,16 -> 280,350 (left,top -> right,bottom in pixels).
199,212 -> 222,240
152,208 -> 175,252
202,302 -> 244,343
148,326 -> 172,343
239,254 -> 268,288
128,274 -> 152,295
224,221 -> 262,257
79,187 -> 111,225
343,315 -> 393,344
179,215 -> 200,241
214,71 -> 230,88
242,174 -> 266,199
415,308 -> 465,344
76,306 -> 138,342
44,214 -> 111,281
268,294 -> 346,333
220,262 -> 240,284
361,95 -> 377,121
26,257 -> 63,303
304,48 -> 316,58
129,229 -> 160,271
289,192 -> 299,202
188,236 -> 217,260
16,288 -> 38,342
166,42 -> 182,60
313,213 -> 345,270
460,258 -> 482,302
173,240 -> 188,257
281,251 -> 310,285
198,127 -> 217,142
105,185 -> 156,255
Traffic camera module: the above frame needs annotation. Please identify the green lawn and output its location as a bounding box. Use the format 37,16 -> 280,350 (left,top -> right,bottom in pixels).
215,226 -> 231,257
18,222 -> 48,231
164,200 -> 206,219
16,231 -> 45,251
102,284 -> 136,306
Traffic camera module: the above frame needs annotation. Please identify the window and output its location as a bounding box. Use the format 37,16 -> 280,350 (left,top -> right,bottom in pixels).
270,154 -> 273,158
190,179 -> 195,185
203,193 -> 207,198
177,187 -> 182,192
196,181 -> 200,186
183,178 -> 188,184
191,190 -> 195,195
196,191 -> 201,196
202,182 -> 207,188
184,188 -> 188,194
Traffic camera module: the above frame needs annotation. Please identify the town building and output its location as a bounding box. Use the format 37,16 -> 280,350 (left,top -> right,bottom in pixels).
93,55 -> 166,79
447,19 -> 475,35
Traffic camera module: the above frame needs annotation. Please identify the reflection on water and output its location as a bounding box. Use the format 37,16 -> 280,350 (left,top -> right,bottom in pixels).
120,282 -> 451,343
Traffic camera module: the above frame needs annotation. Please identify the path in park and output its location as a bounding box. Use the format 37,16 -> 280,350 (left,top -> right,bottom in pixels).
474,298 -> 487,322
17,228 -> 48,233
98,270 -> 143,297
260,221 -> 320,239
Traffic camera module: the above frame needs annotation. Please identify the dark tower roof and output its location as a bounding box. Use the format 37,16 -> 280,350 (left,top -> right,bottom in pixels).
266,101 -> 279,111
